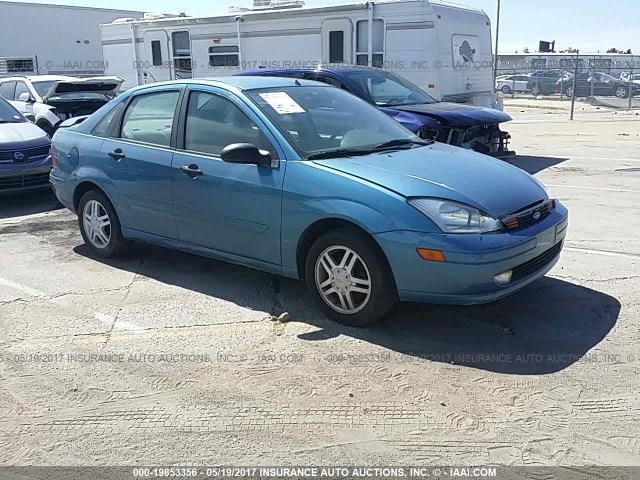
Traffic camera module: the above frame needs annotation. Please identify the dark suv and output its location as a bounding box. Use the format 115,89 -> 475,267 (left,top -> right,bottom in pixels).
527,70 -> 570,96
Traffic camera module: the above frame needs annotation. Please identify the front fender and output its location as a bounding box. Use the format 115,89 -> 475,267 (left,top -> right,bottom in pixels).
280,197 -> 406,279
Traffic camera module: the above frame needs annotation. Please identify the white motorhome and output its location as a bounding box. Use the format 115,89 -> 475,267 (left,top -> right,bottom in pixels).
101,0 -> 497,107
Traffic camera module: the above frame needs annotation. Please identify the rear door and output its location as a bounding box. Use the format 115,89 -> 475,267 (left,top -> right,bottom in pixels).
99,87 -> 183,239
143,30 -> 172,83
171,87 -> 286,266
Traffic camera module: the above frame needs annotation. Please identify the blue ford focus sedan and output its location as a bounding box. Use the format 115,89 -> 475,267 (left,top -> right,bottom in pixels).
50,77 -> 568,326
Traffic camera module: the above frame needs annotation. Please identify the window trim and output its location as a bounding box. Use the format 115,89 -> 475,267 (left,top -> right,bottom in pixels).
115,88 -> 185,149
175,86 -> 280,164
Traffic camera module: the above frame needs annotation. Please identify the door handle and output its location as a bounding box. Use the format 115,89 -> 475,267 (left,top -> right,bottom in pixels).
180,164 -> 203,177
108,149 -> 125,160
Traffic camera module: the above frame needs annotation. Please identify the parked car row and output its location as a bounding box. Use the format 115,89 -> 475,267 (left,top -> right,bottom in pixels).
47,76 -> 568,326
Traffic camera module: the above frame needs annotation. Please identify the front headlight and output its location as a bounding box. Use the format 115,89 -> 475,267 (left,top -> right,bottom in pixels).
408,198 -> 503,234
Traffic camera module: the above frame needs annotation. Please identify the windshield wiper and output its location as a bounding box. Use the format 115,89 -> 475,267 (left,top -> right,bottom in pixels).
306,148 -> 375,160
371,138 -> 433,151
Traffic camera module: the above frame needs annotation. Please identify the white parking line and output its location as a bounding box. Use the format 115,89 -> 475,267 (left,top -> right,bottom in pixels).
546,184 -> 640,193
0,277 -> 48,298
0,276 -> 144,332
565,247 -> 640,259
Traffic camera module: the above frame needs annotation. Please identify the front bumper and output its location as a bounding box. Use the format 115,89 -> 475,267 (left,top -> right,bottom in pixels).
374,201 -> 569,305
0,157 -> 53,195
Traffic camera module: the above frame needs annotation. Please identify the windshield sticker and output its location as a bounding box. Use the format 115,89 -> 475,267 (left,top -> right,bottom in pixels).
259,92 -> 305,114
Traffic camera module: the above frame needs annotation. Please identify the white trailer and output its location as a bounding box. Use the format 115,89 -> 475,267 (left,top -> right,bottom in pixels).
101,0 -> 497,107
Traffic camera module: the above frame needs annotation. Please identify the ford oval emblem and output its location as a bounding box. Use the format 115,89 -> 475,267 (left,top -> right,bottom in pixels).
14,151 -> 25,161
533,211 -> 542,220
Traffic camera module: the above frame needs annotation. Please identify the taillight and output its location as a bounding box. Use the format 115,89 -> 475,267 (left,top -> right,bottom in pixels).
49,145 -> 56,167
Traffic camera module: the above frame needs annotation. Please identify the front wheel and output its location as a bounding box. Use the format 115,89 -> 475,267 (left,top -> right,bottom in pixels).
616,86 -> 628,99
77,190 -> 127,257
531,86 -> 540,96
305,229 -> 397,327
501,85 -> 511,94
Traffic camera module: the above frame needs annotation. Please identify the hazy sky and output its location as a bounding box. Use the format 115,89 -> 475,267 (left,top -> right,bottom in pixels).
10,0 -> 640,53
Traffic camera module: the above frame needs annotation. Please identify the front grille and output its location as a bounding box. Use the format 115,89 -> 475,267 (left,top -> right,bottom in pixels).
0,145 -> 50,163
502,199 -> 554,230
0,171 -> 51,190
511,241 -> 563,282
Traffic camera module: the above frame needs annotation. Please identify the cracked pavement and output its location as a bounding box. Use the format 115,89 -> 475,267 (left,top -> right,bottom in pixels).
0,106 -> 639,467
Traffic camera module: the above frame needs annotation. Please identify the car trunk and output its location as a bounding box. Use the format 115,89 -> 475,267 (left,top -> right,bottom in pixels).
43,77 -> 122,120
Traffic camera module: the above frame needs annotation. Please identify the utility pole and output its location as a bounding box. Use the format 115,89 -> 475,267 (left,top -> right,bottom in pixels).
493,0 -> 501,87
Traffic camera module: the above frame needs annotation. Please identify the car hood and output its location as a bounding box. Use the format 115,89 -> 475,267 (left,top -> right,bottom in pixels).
0,122 -> 50,149
389,102 -> 512,128
43,76 -> 123,99
312,143 -> 546,219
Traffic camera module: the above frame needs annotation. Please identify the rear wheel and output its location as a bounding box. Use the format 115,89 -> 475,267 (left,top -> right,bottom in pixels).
616,86 -> 628,98
77,190 -> 127,257
305,229 -> 397,327
531,86 -> 540,96
501,85 -> 511,94
566,86 -> 575,97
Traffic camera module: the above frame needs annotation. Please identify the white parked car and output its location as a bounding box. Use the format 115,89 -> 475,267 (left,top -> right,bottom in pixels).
496,74 -> 531,94
0,75 -> 122,137
620,73 -> 640,85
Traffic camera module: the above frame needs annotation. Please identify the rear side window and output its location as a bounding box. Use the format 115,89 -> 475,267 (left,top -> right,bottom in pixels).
92,102 -> 126,138
120,91 -> 180,147
0,81 -> 17,100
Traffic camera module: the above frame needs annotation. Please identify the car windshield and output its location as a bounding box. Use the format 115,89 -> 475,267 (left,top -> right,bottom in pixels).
341,69 -> 437,107
0,97 -> 25,123
247,86 -> 426,159
32,81 -> 56,97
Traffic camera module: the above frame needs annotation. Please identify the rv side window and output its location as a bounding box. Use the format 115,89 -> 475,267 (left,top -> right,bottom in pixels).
208,45 -> 240,68
329,31 -> 344,63
151,41 -> 163,66
355,20 -> 384,68
171,31 -> 193,79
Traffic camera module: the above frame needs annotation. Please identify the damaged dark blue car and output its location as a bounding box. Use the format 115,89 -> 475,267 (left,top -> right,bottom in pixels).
237,66 -> 515,158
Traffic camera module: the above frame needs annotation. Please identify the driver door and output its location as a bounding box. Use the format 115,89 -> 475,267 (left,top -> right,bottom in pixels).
171,87 -> 286,267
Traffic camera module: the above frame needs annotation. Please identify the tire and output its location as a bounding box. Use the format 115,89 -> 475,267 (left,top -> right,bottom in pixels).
36,121 -> 55,138
500,85 -> 511,94
304,228 -> 398,327
531,86 -> 540,96
566,87 -> 575,98
77,190 -> 127,257
615,87 -> 628,99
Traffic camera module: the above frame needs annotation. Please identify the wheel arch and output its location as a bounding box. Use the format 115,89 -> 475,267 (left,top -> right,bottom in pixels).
73,181 -> 111,213
296,218 -> 394,283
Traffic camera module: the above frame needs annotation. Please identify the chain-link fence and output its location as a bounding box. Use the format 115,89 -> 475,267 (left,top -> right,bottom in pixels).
495,54 -> 640,115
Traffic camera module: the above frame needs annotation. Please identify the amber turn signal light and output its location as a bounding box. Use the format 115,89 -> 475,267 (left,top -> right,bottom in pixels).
416,248 -> 446,262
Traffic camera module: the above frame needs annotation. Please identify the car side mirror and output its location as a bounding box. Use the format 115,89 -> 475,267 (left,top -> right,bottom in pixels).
221,143 -> 272,168
19,92 -> 34,103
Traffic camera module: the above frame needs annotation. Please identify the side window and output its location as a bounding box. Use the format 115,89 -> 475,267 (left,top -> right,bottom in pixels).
208,45 -> 239,68
120,91 -> 180,147
184,90 -> 275,158
151,40 -> 163,67
355,20 -> 385,67
311,74 -> 344,89
14,81 -> 31,101
92,102 -> 126,138
0,81 -> 17,100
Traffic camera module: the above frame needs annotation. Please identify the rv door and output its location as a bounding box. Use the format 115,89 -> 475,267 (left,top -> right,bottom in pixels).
321,19 -> 353,65
143,30 -> 171,83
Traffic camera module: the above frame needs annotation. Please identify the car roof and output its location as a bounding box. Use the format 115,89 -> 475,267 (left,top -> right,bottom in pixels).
126,76 -> 329,94
240,66 -> 386,77
0,75 -> 78,83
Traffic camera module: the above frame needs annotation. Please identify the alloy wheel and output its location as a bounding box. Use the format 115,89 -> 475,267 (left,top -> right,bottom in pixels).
82,200 -> 112,249
314,245 -> 372,315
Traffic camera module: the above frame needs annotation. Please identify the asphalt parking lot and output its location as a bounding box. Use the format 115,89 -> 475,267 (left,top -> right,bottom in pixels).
1,104 -> 639,467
